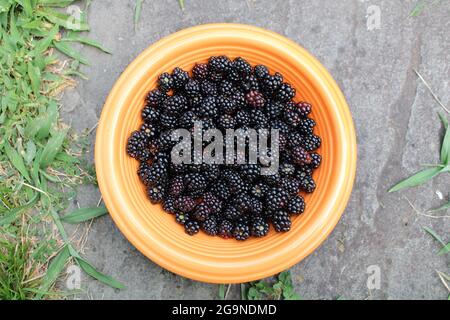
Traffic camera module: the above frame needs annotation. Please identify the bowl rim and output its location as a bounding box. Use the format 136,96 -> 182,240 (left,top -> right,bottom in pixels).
95,23 -> 357,283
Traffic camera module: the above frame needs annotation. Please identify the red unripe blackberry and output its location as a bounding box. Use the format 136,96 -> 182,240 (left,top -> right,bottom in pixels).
169,176 -> 185,197
245,90 -> 266,108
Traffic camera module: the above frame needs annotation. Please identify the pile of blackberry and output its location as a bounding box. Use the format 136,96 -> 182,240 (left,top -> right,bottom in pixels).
126,56 -> 321,240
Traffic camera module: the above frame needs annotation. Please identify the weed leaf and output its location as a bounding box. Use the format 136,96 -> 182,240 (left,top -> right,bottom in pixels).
61,206 -> 108,224
439,113 -> 450,164
423,227 -> 447,247
218,284 -> 225,300
76,257 -> 125,289
53,40 -> 89,65
38,0 -> 77,7
438,243 -> 450,255
134,0 -> 143,30
36,245 -> 70,299
429,200 -> 450,212
62,32 -> 111,54
39,129 -> 67,168
388,167 -> 443,192
4,141 -> 32,182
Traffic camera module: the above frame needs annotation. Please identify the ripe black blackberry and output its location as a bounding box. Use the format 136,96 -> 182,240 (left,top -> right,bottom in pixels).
202,216 -> 218,236
175,212 -> 190,225
301,134 -> 321,151
231,57 -> 252,80
217,219 -> 233,238
263,173 -> 281,186
245,90 -> 265,108
194,203 -> 211,222
248,197 -> 263,215
224,205 -> 242,221
156,130 -> 176,151
251,215 -> 270,237
126,131 -> 149,161
208,56 -> 232,74
147,183 -> 165,204
275,83 -> 296,102
235,110 -> 251,127
240,74 -> 260,92
272,210 -> 291,232
233,221 -> 250,241
200,80 -> 217,97
163,95 -> 188,115
198,96 -> 218,118
240,164 -> 260,181
297,102 -> 312,117
218,80 -> 234,95
184,79 -> 201,97
143,162 -> 167,186
159,112 -> 178,129
158,72 -> 173,92
171,67 -> 189,89
291,146 -> 312,165
265,100 -> 283,119
270,119 -> 290,135
178,111 -> 198,128
254,64 -> 269,79
261,72 -> 283,94
185,173 -> 208,196
169,176 -> 184,197
250,109 -> 269,129
284,104 -> 301,127
216,95 -> 237,115
299,175 -> 316,193
217,114 -> 236,130
203,193 -> 222,214
146,89 -> 167,107
265,187 -> 289,211
142,106 -> 160,123
309,152 -> 322,169
193,63 -> 209,80
279,163 -> 296,177
210,180 -> 231,200
163,197 -> 177,214
184,220 -> 200,235
230,90 -> 246,108
287,195 -> 305,215
279,177 -> 301,196
175,195 -> 197,212
297,118 -> 316,134
250,182 -> 269,199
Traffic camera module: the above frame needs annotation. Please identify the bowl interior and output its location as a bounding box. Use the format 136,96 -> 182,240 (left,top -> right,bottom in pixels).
96,24 -> 356,283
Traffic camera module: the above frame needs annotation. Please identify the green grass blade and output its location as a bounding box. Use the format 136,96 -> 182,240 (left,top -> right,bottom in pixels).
61,206 -> 108,224
0,194 -> 38,226
134,0 -> 143,30
429,200 -> 450,212
4,141 -> 32,183
53,40 -> 89,65
61,32 -> 111,54
410,0 -> 427,17
240,283 -> 247,300
218,284 -> 225,300
438,243 -> 450,255
439,113 -> 450,164
423,227 -> 447,247
388,166 -> 443,192
37,8 -> 89,31
76,257 -> 125,289
39,129 -> 67,168
36,245 -> 70,299
28,62 -> 41,96
178,0 -> 184,10
37,0 -> 76,7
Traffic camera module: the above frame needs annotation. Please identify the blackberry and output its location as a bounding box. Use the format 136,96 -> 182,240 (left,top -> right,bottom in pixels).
159,112 -> 178,129
265,187 -> 289,211
146,89 -> 167,108
270,119 -> 290,135
261,72 -> 282,94
158,72 -> 173,92
301,134 -> 321,151
156,130 -> 176,151
163,95 -> 188,115
175,196 -> 197,212
263,173 -> 281,186
163,197 -> 177,214
217,114 -> 236,130
224,171 -> 246,193
287,131 -> 303,148
284,104 -> 301,127
231,57 -> 252,79
287,195 -> 305,215
192,63 -> 209,80
203,193 -> 222,214
251,216 -> 270,237
179,111 -> 199,128
254,65 -> 269,80
184,220 -> 200,235
185,173 -> 208,195
300,175 -> 316,193
147,183 -> 166,204
184,79 -> 201,97
143,162 -> 167,186
224,205 -> 242,221
211,180 -> 231,200
234,193 -> 251,213
202,216 -> 218,236
230,90 -> 246,108
265,100 -> 283,119
126,131 -> 148,160
275,83 -> 296,102
240,74 -> 259,92
216,95 -> 237,115
194,203 -> 211,222
200,80 -> 218,97
209,71 -> 224,83
171,67 -> 189,90
218,219 -> 233,238
240,164 -> 260,181
279,177 -> 301,196
198,96 -> 218,118
279,163 -> 296,177
218,80 -> 234,95
169,176 -> 185,197
250,109 -> 269,129
298,118 -> 316,134
188,94 -> 203,108
250,182 -> 269,199
297,102 -> 312,117
208,56 -> 232,74
142,106 -> 160,123
233,221 -> 250,241
204,165 -> 221,181
245,90 -> 265,108
272,210 -> 291,232
309,152 -> 321,169
235,110 -> 251,127
248,197 -> 263,215
175,212 -> 190,225
291,146 -> 312,165
140,123 -> 157,140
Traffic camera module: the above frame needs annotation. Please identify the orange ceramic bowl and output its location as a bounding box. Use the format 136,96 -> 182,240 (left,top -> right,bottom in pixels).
95,24 -> 356,284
